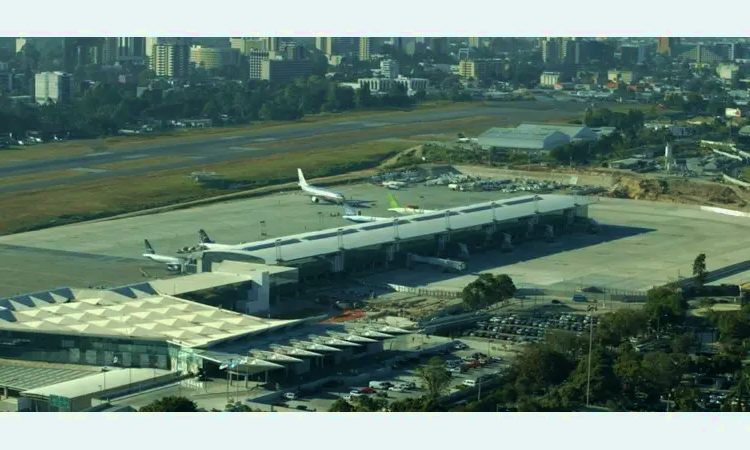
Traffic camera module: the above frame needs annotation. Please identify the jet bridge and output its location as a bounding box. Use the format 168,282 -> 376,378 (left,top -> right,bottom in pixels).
406,253 -> 467,272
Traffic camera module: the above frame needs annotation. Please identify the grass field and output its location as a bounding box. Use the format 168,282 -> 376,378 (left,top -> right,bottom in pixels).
0,102 -> 481,164
0,170 -> 86,187
92,155 -> 191,171
0,140 -> 410,235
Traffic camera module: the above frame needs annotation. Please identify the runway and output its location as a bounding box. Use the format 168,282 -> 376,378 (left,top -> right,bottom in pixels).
0,102 -> 588,194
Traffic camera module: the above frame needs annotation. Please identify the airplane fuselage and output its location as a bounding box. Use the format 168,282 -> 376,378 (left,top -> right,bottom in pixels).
301,184 -> 345,204
143,253 -> 182,265
388,207 -> 438,215
342,214 -> 390,223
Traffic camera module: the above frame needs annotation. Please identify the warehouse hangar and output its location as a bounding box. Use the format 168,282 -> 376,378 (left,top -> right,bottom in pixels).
0,194 -> 594,390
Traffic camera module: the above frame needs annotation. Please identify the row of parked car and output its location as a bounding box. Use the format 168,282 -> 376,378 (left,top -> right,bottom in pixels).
458,312 -> 600,343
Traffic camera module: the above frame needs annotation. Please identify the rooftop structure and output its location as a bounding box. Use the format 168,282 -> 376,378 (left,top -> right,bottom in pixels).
0,284 -> 302,348
213,194 -> 586,265
477,123 -> 599,151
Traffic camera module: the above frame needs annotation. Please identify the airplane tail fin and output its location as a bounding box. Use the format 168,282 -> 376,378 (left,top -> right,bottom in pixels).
199,229 -> 214,244
297,168 -> 308,187
144,239 -> 155,254
387,192 -> 400,209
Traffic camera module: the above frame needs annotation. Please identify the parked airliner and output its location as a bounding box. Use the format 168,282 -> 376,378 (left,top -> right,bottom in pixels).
297,169 -> 370,206
387,192 -> 438,215
143,240 -> 191,272
341,204 -> 392,224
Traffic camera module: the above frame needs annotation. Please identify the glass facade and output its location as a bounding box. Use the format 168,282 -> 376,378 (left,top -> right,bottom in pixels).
0,329 -> 170,369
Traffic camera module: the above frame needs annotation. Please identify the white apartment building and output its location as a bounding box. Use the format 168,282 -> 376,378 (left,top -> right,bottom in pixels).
34,72 -> 73,104
358,76 -> 428,96
380,60 -> 400,79
539,72 -> 561,87
150,40 -> 191,78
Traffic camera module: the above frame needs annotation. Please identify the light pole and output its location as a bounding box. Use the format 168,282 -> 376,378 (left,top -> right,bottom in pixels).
586,305 -> 595,407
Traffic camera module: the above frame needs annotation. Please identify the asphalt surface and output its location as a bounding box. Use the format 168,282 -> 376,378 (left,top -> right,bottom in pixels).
0,102 -> 589,194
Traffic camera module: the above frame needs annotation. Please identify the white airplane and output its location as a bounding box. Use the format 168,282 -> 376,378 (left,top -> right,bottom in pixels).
298,168 -> 346,204
342,204 -> 391,224
297,169 -> 371,206
143,239 -> 191,272
457,133 -> 478,143
387,192 -> 438,215
382,181 -> 407,189
190,229 -> 247,251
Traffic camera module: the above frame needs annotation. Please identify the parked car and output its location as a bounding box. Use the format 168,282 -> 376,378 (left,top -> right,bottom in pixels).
283,392 -> 298,400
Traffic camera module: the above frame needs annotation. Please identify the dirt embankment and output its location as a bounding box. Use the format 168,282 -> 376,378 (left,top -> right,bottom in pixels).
453,164 -> 750,210
606,175 -> 749,209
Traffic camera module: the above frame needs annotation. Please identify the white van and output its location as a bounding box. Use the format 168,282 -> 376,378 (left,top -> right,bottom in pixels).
369,381 -> 390,390
463,379 -> 477,388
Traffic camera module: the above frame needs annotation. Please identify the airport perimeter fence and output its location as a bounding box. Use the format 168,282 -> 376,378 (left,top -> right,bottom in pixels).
357,280 -> 463,300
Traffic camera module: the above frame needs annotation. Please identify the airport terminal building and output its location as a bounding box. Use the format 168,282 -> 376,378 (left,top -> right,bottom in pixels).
0,194 -> 593,385
199,194 -> 593,306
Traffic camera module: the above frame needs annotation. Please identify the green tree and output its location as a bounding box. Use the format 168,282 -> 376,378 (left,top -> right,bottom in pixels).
643,286 -> 688,328
415,357 -> 453,398
596,309 -> 649,347
389,396 -> 445,412
513,344 -> 575,396
328,398 -> 354,412
672,385 -> 699,411
693,253 -> 707,287
139,396 -> 198,412
462,273 -> 516,310
672,331 -> 697,354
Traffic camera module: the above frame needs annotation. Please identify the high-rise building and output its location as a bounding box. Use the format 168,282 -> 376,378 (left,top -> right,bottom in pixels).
230,37 -> 264,55
380,60 -> 399,79
280,41 -> 304,61
637,45 -> 651,64
190,46 -> 240,70
315,37 -> 330,54
263,37 -> 280,52
458,59 -> 505,80
620,45 -> 639,65
359,37 -> 372,60
469,37 -> 480,48
118,37 -> 146,63
34,71 -> 73,104
150,38 -> 191,78
62,37 -> 104,72
261,58 -> 313,84
657,37 -> 680,56
541,38 -> 559,65
102,38 -> 119,65
248,51 -> 270,80
15,38 -> 30,53
428,37 -> 449,56
315,37 -> 358,56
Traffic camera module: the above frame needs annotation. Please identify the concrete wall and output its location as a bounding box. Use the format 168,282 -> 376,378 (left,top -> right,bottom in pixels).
243,270 -> 270,315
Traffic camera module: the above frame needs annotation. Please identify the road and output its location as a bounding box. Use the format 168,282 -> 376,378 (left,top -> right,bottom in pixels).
0,102 -> 588,194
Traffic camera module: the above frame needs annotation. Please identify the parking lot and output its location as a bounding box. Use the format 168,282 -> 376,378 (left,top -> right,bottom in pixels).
260,342 -> 513,412
453,311 -> 600,344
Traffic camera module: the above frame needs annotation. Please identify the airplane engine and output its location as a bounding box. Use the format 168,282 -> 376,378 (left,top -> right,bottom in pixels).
311,196 -> 320,203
